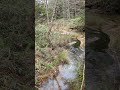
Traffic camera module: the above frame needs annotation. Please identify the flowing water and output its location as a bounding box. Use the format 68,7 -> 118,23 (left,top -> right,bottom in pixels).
39,43 -> 85,90
86,28 -> 120,90
39,28 -> 120,90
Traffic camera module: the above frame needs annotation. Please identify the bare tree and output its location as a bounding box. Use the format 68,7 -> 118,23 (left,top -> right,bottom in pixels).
45,0 -> 57,47
67,0 -> 71,19
45,0 -> 49,25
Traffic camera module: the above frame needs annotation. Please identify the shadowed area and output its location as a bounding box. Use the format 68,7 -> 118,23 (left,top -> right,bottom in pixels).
85,27 -> 119,90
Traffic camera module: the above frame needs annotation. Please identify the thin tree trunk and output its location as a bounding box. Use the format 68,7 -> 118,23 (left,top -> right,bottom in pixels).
67,0 -> 70,19
50,0 -> 57,23
45,0 -> 57,47
80,63 -> 85,90
74,0 -> 77,17
45,0 -> 49,25
62,0 -> 65,19
54,76 -> 61,90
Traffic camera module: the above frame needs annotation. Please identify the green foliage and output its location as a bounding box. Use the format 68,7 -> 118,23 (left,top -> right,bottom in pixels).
35,5 -> 45,18
68,16 -> 85,28
53,58 -> 59,66
35,1 -> 53,24
68,62 -> 84,90
0,0 -> 34,89
35,24 -> 49,49
45,63 -> 53,70
58,50 -> 66,60
35,23 -> 72,50
35,1 -> 47,24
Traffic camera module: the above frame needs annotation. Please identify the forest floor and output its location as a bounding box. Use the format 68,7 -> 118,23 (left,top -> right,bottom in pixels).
35,17 -> 85,89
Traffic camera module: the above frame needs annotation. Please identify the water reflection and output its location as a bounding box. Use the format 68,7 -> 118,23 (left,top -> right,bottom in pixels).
85,28 -> 119,90
39,44 -> 85,90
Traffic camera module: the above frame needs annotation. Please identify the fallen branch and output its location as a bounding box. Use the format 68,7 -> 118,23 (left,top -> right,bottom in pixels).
80,63 -> 85,90
54,76 -> 61,90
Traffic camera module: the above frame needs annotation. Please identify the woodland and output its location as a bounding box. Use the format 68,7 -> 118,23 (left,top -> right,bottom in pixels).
0,0 -> 120,90
35,0 -> 120,90
35,0 -> 85,90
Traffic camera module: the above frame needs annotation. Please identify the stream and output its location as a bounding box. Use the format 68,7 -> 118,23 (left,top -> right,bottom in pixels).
39,42 -> 85,90
38,28 -> 120,90
85,28 -> 120,90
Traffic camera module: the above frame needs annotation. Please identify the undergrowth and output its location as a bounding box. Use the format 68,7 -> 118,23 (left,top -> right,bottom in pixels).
35,17 -> 84,86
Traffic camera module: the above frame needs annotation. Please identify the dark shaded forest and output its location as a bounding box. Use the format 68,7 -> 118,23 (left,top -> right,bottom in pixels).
0,0 -> 35,89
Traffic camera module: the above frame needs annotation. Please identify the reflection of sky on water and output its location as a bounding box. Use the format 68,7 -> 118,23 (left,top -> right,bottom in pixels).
39,46 -> 85,90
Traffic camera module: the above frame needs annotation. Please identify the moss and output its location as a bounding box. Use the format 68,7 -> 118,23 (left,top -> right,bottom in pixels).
72,40 -> 81,48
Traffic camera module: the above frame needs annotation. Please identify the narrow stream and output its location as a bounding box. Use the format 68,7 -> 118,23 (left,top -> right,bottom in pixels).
86,28 -> 120,90
39,42 -> 85,90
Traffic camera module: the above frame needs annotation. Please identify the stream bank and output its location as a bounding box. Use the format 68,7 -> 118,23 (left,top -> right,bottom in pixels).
35,22 -> 85,90
38,37 -> 85,90
85,27 -> 120,90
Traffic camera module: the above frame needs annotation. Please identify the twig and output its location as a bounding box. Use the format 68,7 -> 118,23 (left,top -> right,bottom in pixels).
80,63 -> 85,90
45,0 -> 58,47
54,76 -> 61,90
35,86 -> 39,90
